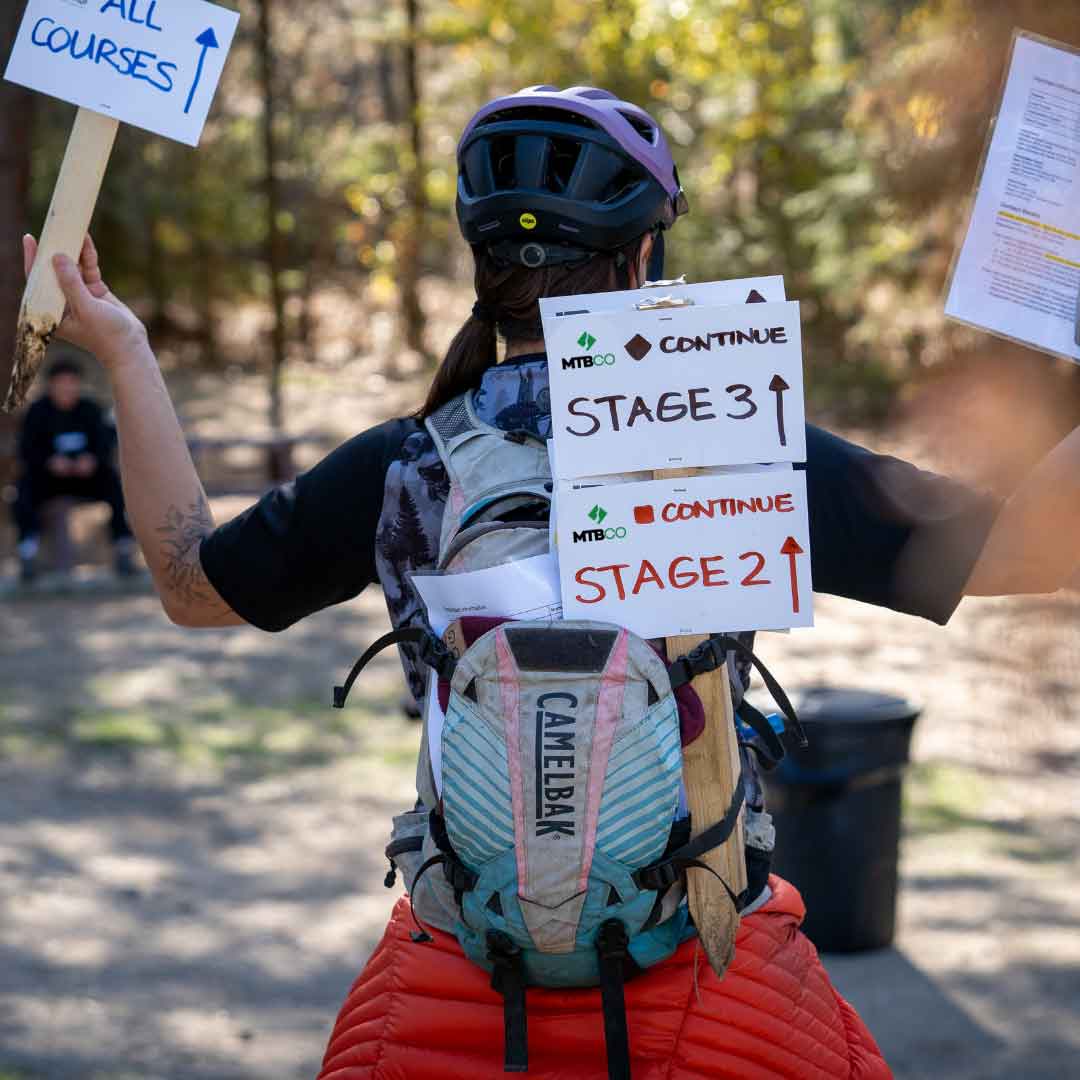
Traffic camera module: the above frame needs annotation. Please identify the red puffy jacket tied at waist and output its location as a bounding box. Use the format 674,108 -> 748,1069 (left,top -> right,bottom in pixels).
318,876 -> 891,1080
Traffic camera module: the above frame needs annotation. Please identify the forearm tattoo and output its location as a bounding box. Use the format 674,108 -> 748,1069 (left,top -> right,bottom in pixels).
157,497 -> 226,610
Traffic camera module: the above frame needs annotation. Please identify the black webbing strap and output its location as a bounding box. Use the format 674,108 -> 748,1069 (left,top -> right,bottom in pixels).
596,920 -> 632,1080
333,626 -> 456,709
385,835 -> 424,861
487,931 -> 528,1072
668,634 -> 807,748
383,835 -> 424,889
632,772 -> 746,894
736,698 -> 786,768
404,853 -> 447,944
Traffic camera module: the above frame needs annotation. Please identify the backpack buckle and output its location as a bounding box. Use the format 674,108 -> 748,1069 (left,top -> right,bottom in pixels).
633,859 -> 680,893
417,634 -> 457,682
669,635 -> 727,689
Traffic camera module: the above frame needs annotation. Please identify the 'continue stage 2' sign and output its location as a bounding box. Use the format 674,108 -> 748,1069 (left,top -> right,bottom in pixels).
5,0 -> 239,147
556,469 -> 814,636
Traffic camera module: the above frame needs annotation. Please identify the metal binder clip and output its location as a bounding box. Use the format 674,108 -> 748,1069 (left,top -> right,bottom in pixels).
635,295 -> 694,310
641,275 -> 688,289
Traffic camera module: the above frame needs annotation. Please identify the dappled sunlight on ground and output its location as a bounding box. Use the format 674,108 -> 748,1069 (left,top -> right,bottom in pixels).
759,592 -> 1080,1079
1,525 -> 1078,1079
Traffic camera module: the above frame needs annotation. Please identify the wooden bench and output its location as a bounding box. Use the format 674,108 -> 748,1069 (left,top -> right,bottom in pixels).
37,495 -> 102,572
186,432 -> 333,496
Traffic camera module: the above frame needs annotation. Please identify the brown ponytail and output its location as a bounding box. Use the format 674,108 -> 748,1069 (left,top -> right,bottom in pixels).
419,311 -> 498,419
418,237 -> 646,419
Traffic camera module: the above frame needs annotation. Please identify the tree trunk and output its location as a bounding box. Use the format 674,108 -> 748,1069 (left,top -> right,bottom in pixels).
0,0 -> 34,404
255,0 -> 288,446
398,0 -> 431,365
377,44 -> 400,124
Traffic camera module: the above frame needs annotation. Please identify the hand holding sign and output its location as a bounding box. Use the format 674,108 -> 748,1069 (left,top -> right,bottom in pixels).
2,0 -> 238,411
22,234 -> 147,367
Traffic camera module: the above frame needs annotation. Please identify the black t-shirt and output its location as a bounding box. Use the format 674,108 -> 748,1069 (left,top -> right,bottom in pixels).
201,416 -> 1001,633
19,396 -> 111,475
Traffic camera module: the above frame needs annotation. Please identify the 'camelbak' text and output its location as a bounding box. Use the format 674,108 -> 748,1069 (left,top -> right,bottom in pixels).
534,691 -> 578,837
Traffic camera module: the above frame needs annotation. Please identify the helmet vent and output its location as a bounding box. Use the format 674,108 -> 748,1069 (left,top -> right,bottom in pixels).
600,165 -> 646,205
546,137 -> 582,194
491,134 -> 517,188
618,110 -> 657,144
480,105 -> 598,131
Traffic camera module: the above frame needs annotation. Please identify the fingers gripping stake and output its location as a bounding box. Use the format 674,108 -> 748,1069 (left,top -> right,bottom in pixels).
4,108 -> 119,413
659,468 -> 748,979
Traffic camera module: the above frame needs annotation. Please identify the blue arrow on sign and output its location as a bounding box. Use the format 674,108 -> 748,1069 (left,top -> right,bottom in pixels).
184,28 -> 220,116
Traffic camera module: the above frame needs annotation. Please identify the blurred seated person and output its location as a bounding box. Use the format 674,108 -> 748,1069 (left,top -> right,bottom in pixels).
12,355 -> 134,581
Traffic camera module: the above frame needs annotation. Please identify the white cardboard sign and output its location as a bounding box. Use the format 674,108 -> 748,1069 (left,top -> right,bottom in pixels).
5,0 -> 239,147
556,470 -> 813,637
538,275 -> 786,320
542,299 -> 806,479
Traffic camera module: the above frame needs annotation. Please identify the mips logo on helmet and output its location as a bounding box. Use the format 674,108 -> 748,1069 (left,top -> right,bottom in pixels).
561,329 -> 616,372
573,504 -> 628,544
519,212 -> 537,230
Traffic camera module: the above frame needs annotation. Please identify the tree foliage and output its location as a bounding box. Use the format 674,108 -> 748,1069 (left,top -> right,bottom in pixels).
16,0 -> 1080,424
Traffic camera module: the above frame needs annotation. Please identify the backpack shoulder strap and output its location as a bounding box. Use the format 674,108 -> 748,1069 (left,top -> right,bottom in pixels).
424,391 -> 551,562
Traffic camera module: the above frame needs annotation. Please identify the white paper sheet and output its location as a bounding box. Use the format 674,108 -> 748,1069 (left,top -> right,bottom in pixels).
411,554 -> 562,635
411,554 -> 562,792
945,33 -> 1080,361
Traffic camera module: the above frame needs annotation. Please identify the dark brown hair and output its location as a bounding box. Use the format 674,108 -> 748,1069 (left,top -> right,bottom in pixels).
419,237 -> 646,418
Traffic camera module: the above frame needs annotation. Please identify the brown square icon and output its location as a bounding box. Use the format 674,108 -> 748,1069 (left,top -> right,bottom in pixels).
624,334 -> 653,361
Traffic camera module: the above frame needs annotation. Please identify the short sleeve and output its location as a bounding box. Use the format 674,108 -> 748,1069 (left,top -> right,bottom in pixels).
199,418 -> 413,631
801,426 -> 1002,624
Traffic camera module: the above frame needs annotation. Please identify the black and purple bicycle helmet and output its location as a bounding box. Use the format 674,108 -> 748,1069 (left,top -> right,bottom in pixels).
456,85 -> 688,273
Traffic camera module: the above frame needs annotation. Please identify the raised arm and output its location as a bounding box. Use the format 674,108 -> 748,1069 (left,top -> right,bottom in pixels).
965,423 -> 1080,596
23,235 -> 243,627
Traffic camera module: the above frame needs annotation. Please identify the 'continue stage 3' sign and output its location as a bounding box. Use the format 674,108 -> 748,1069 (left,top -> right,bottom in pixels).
5,0 -> 239,147
543,300 -> 806,480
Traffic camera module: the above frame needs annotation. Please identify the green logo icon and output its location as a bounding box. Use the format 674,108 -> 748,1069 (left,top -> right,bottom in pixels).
577,331 -> 597,351
588,504 -> 608,524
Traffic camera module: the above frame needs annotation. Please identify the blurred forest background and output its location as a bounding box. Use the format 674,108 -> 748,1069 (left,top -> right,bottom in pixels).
3,6 -> 1080,1076
3,0 -> 1080,466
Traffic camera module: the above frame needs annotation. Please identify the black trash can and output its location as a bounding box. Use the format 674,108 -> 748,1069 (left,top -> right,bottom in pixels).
762,686 -> 921,953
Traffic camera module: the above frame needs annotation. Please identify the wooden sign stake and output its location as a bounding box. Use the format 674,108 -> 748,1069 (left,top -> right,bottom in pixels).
657,484 -> 748,977
4,107 -> 119,412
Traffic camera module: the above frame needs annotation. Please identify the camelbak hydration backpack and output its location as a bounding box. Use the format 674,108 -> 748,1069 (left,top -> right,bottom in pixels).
335,391 -> 800,1079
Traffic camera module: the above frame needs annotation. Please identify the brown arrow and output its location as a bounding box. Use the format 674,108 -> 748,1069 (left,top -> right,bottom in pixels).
769,374 -> 790,447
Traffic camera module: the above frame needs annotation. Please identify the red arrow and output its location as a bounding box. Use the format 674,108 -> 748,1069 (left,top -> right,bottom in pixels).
780,536 -> 804,613
769,374 -> 790,447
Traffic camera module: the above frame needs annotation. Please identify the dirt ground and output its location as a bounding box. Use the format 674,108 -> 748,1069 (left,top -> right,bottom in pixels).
1,343 -> 1079,1078
1,571 -> 1078,1080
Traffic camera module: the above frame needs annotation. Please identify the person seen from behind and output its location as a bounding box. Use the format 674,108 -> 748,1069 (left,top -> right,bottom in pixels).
18,85 -> 1080,1079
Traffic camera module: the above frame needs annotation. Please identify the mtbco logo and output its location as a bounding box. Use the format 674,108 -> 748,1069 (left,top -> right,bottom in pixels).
561,353 -> 616,371
572,526 -> 628,544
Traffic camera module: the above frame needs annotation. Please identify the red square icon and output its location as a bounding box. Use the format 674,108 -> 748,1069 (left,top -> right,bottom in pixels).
633,505 -> 655,525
